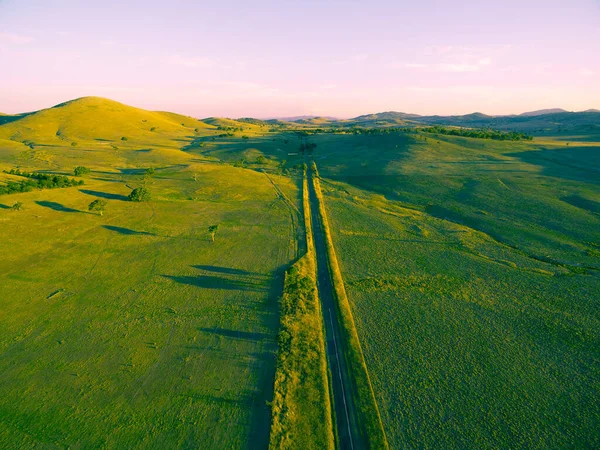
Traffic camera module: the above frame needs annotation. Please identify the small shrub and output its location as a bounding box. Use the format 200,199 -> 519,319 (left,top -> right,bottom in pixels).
74,166 -> 90,177
88,199 -> 107,215
128,187 -> 151,202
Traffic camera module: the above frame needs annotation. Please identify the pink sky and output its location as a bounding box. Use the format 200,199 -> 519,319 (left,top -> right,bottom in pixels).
0,0 -> 598,118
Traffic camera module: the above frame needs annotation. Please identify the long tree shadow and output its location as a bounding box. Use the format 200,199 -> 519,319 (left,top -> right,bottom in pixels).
102,225 -> 155,236
561,194 -> 600,215
198,327 -> 270,342
165,261 -> 283,450
80,189 -> 129,201
193,265 -> 264,277
506,147 -> 600,184
163,274 -> 268,292
179,392 -> 253,408
35,201 -> 81,213
0,204 -> 10,209
119,168 -> 147,175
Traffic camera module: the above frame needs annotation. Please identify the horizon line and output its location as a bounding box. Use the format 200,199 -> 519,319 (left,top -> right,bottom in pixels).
1,95 -> 599,121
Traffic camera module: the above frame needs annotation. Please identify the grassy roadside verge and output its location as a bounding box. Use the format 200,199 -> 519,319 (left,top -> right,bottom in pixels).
269,170 -> 334,450
311,162 -> 389,450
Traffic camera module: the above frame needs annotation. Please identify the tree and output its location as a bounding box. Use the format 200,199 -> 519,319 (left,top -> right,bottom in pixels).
88,199 -> 107,215
121,136 -> 128,141
128,187 -> 151,202
74,166 -> 90,177
12,202 -> 23,211
208,224 -> 219,242
256,156 -> 266,164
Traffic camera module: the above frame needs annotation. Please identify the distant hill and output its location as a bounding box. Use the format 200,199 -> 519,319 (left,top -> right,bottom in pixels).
292,117 -> 338,126
276,115 -> 338,122
0,112 -> 32,126
353,111 -> 421,121
0,97 -> 213,146
1,97 -> 598,144
202,117 -> 264,131
519,108 -> 568,117
583,109 -> 600,113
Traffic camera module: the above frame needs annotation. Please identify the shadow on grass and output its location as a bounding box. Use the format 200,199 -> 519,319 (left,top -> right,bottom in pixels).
35,201 -> 81,213
0,204 -> 10,209
507,147 -> 600,184
80,189 -> 129,201
193,265 -> 263,277
162,274 -> 268,292
0,112 -> 33,125
180,392 -> 253,408
562,194 -> 600,215
119,168 -> 146,175
198,327 -> 270,342
102,225 -> 155,236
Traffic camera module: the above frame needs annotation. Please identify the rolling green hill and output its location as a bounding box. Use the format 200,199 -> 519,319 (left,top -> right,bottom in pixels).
0,99 -> 302,448
202,117 -> 263,131
0,97 -> 213,148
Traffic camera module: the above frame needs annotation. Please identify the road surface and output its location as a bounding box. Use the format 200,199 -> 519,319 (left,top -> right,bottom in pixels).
306,164 -> 364,450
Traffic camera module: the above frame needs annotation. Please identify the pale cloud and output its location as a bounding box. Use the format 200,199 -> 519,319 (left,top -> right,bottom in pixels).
399,59 -> 492,72
162,54 -> 216,68
398,45 -> 503,73
333,53 -> 369,65
0,32 -> 34,44
215,81 -> 281,98
439,63 -> 482,72
579,68 -> 596,77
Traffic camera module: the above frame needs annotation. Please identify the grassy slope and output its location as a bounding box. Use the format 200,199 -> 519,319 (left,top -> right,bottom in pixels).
312,132 -> 600,448
0,97 -> 216,150
0,118 -> 300,448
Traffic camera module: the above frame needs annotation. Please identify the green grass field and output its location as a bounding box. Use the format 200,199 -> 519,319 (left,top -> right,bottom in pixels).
1,97 -> 598,448
313,132 -> 600,448
0,100 -> 302,448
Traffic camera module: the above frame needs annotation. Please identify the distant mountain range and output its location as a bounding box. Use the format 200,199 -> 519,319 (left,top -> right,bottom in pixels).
272,115 -> 339,121
519,108 -> 568,116
0,97 -> 598,145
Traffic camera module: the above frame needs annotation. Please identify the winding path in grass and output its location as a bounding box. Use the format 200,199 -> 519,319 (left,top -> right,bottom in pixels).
306,164 -> 363,449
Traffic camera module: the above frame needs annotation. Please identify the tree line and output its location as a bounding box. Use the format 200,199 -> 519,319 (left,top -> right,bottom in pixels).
266,125 -> 533,141
1,169 -> 84,196
418,125 -> 533,141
